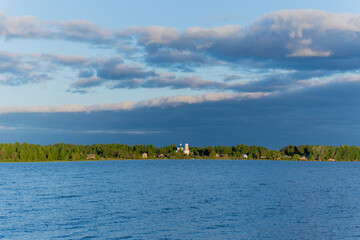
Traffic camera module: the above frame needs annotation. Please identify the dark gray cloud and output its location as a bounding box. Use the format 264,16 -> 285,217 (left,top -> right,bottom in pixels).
70,57 -> 155,89
144,48 -> 216,71
0,50 -> 354,97
220,74 -> 243,82
115,10 -> 360,72
41,54 -> 91,67
0,10 -> 358,149
0,52 -> 224,91
0,52 -> 95,86
2,79 -> 360,149
71,76 -> 103,89
227,70 -> 337,92
95,58 -> 155,80
0,51 -> 48,85
140,74 -> 226,90
116,25 -> 241,70
2,9 -> 360,95
67,56 -> 227,91
78,68 -> 96,78
74,71 -> 227,91
2,9 -> 360,73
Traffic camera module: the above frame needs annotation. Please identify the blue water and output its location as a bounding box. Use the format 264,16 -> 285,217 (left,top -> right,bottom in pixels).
1,160 -> 360,239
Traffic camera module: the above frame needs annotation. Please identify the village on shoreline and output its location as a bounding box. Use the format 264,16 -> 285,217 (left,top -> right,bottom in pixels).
0,142 -> 357,162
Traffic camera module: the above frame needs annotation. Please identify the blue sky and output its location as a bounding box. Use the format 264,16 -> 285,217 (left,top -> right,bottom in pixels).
0,0 -> 360,149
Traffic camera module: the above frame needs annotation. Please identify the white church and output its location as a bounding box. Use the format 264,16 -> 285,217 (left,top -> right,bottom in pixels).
176,143 -> 190,155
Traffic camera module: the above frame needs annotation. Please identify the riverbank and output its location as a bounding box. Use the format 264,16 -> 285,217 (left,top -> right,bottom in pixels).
0,143 -> 357,161
0,158 -> 352,163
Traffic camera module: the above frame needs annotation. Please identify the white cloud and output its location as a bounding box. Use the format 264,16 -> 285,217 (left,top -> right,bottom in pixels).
114,10 -> 360,71
0,92 -> 274,114
116,26 -> 179,45
184,25 -> 242,39
256,9 -> 360,33
0,125 -> 18,130
287,48 -> 331,57
42,54 -> 91,66
0,11 -> 112,44
72,76 -> 103,88
296,73 -> 360,87
85,130 -> 165,134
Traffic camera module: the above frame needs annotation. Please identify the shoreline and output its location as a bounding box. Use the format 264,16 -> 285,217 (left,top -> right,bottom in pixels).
0,158 -> 353,163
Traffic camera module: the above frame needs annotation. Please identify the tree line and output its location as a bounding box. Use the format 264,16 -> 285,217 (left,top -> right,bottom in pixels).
0,142 -> 359,161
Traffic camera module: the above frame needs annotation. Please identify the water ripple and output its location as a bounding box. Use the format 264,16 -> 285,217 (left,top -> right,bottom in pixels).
0,160 -> 359,239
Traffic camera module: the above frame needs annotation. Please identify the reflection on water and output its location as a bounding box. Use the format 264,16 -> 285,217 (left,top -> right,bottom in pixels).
0,160 -> 360,239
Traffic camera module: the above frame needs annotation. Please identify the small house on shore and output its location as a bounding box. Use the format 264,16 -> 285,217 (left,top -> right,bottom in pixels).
142,153 -> 148,159
86,154 -> 96,160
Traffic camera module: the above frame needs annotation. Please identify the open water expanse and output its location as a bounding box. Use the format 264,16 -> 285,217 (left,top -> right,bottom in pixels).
1,160 -> 360,239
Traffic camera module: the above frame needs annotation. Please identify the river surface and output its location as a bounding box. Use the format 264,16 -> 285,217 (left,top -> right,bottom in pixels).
0,160 -> 360,239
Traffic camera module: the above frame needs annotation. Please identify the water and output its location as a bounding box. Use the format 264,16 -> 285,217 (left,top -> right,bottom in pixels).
1,160 -> 360,239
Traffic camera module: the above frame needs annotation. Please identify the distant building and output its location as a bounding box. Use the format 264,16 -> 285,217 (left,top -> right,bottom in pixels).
176,143 -> 183,152
300,156 -> 307,160
184,143 -> 190,155
141,153 -> 148,159
241,154 -> 248,159
157,153 -> 165,158
176,143 -> 190,155
86,154 -> 95,160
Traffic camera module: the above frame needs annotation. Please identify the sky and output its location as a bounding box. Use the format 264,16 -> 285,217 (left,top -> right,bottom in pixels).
0,0 -> 360,149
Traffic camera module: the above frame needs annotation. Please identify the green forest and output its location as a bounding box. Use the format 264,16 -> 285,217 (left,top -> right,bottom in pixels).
0,142 -> 359,161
